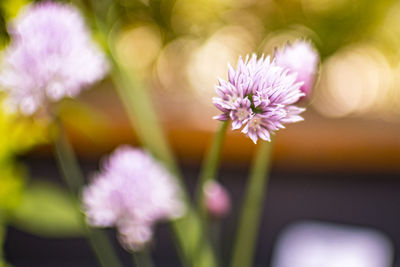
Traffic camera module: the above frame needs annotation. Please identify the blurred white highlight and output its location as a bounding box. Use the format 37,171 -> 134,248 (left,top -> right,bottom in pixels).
271,221 -> 393,267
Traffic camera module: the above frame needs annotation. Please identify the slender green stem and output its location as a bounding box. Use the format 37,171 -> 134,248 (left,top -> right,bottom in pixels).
193,121 -> 227,265
74,1 -> 217,265
209,219 -> 222,266
111,63 -> 217,267
54,121 -> 123,267
132,249 -> 155,267
110,63 -> 179,176
196,121 -> 228,215
53,122 -> 84,193
230,140 -> 274,267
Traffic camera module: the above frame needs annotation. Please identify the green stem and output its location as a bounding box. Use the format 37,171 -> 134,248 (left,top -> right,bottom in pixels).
75,1 -> 217,264
111,63 -> 217,267
53,122 -> 84,193
132,249 -> 155,267
110,62 -> 179,176
195,121 -> 228,215
230,140 -> 274,267
54,121 -> 123,267
209,219 -> 222,266
193,121 -> 227,264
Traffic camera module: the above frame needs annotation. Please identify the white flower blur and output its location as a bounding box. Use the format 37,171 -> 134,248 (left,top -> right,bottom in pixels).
82,146 -> 185,251
0,2 -> 108,115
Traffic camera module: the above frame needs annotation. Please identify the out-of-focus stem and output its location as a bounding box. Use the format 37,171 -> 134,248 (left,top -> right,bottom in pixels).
230,140 -> 274,267
110,63 -> 179,176
54,121 -> 122,267
71,1 -> 218,265
132,249 -> 155,267
195,121 -> 228,216
110,62 -> 217,267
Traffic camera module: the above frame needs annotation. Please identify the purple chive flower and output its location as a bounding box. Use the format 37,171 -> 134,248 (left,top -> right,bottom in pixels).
213,54 -> 306,144
203,181 -> 231,219
230,97 -> 252,130
0,2 -> 108,115
274,40 -> 319,99
82,146 -> 185,251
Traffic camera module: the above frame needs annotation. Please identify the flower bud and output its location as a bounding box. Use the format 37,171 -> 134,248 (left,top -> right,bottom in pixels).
275,40 -> 319,100
203,181 -> 231,219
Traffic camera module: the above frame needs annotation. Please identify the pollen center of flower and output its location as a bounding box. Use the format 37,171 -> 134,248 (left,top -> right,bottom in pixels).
237,107 -> 250,120
228,95 -> 239,106
249,116 -> 261,129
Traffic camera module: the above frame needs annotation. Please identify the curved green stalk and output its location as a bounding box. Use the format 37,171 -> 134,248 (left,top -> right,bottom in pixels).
110,63 -> 179,176
70,1 -> 218,265
230,140 -> 274,267
133,249 -> 155,267
195,121 -> 228,215
54,121 -> 122,267
110,62 -> 217,267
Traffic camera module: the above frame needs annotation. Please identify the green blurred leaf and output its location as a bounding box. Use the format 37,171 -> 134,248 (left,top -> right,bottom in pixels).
0,162 -> 24,213
0,104 -> 49,160
10,181 -> 85,237
0,261 -> 11,267
0,0 -> 30,20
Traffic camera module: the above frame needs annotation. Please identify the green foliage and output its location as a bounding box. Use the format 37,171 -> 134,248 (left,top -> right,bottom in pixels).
1,0 -> 30,20
10,181 -> 85,237
0,162 -> 24,214
0,108 -> 49,159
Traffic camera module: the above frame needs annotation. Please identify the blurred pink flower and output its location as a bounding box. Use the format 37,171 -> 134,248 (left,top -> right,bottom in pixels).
213,54 -> 305,144
0,2 -> 108,115
203,181 -> 231,218
275,40 -> 319,99
82,146 -> 185,251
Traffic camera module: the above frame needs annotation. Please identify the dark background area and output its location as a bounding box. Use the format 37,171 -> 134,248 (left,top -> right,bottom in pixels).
5,157 -> 400,267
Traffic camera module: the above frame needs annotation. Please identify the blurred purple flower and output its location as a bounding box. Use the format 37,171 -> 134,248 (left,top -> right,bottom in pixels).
275,40 -> 319,99
203,181 -> 231,219
213,54 -> 306,144
82,146 -> 185,251
0,2 -> 108,115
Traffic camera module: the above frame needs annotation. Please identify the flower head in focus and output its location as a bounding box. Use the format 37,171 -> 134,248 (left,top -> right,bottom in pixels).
213,54 -> 306,144
0,2 -> 108,115
275,40 -> 319,99
82,146 -> 185,251
203,180 -> 231,219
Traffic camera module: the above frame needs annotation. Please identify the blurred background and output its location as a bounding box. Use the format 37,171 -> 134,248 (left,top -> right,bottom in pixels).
2,0 -> 400,266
